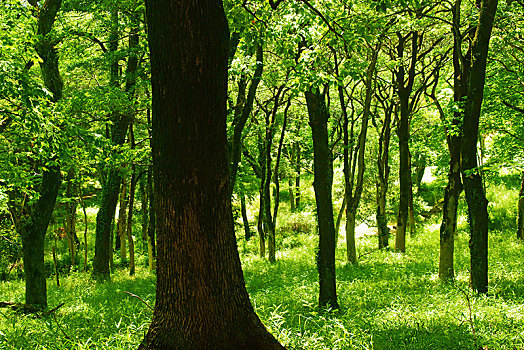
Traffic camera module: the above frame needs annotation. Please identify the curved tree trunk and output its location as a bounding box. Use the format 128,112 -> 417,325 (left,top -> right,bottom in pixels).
20,0 -> 63,309
140,0 -> 285,348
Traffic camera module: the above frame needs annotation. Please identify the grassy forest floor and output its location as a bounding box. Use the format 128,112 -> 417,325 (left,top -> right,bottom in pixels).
1,185 -> 524,349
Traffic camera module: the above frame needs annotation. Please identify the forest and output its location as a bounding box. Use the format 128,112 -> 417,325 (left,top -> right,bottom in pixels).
0,0 -> 523,348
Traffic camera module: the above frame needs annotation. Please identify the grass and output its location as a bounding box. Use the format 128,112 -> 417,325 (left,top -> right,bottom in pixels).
1,185 -> 524,349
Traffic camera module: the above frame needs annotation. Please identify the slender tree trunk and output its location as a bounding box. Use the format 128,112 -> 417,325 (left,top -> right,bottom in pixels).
78,179 -> 89,272
376,103 -> 392,249
395,31 -> 419,253
438,0 -> 469,281
289,145 -> 296,211
147,168 -> 156,271
462,0 -> 498,294
140,0 -> 285,346
229,42 -> 264,194
240,192 -> 252,240
118,176 -> 128,262
64,168 -> 77,267
305,87 -> 339,309
335,195 -> 346,247
295,140 -> 301,208
517,171 -> 524,240
140,174 -> 148,245
127,169 -> 136,276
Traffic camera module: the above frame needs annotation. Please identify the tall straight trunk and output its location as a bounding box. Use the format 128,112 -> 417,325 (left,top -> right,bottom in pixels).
117,176 -> 128,261
258,131 -> 267,258
517,171 -> 524,240
288,175 -> 295,211
127,125 -> 137,276
295,140 -> 301,208
344,44 -> 380,264
376,102 -> 392,249
147,168 -> 156,271
438,0 -> 469,281
93,6 -> 139,277
240,191 -> 252,240
64,168 -> 77,267
462,0 -> 498,294
140,174 -> 149,245
20,0 -> 63,308
77,178 -> 89,272
395,31 -> 419,253
305,87 -> 339,309
141,0 -> 285,347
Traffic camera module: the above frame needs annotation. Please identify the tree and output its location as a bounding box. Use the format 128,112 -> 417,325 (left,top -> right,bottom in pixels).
139,0 -> 286,348
19,0 -> 64,308
305,86 -> 339,309
461,0 -> 498,294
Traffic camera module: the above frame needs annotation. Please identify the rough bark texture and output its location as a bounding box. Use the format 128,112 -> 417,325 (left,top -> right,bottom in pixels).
376,102 -> 392,249
20,0 -> 63,308
438,0 -> 469,281
140,0 -> 285,348
305,87 -> 339,309
395,31 -> 419,253
462,0 -> 498,294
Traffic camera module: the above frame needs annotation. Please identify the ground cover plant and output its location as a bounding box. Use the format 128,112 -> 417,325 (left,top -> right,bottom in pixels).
1,194 -> 523,349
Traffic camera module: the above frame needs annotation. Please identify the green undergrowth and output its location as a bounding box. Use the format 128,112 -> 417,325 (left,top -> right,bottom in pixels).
1,219 -> 524,349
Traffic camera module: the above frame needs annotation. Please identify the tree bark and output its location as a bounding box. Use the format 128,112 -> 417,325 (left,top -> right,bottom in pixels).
395,31 -> 419,253
140,0 -> 285,348
240,191 -> 252,240
462,0 -> 498,294
20,0 -> 63,308
437,0 -> 469,281
376,98 -> 392,250
305,87 -> 339,309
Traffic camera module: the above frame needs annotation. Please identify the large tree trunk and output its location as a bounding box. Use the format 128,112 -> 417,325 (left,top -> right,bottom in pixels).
517,171 -> 524,240
305,87 -> 339,309
140,0 -> 285,348
462,0 -> 498,294
20,0 -> 63,308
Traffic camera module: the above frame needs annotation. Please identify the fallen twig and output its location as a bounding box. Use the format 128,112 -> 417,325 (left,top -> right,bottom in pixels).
123,291 -> 154,311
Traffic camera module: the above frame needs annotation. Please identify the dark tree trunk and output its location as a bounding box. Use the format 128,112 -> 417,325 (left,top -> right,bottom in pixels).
20,0 -> 63,308
93,6 -> 139,278
289,146 -> 296,212
376,101 -> 393,250
20,167 -> 61,308
305,87 -> 339,309
117,176 -> 128,261
462,0 -> 498,294
140,0 -> 285,348
517,171 -> 524,240
240,191 -> 252,240
395,31 -> 419,253
140,174 -> 148,245
229,41 -> 263,194
437,0 -> 469,281
64,168 -> 78,267
295,140 -> 301,208
127,125 -> 137,276
147,168 -> 156,271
